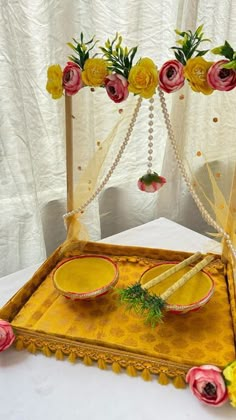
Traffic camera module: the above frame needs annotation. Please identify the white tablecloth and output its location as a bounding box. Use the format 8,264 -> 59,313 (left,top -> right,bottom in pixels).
0,218 -> 234,420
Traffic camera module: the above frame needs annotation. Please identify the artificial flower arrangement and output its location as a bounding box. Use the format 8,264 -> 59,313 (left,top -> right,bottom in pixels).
0,317 -> 235,408
46,26 -> 236,194
46,25 -> 236,102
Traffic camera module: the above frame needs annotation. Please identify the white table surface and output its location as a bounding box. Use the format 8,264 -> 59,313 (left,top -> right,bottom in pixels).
0,217 -> 234,420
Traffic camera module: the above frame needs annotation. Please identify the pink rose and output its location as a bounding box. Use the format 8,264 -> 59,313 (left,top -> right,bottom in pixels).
186,365 -> 228,407
137,172 -> 166,193
105,73 -> 129,103
0,319 -> 15,352
207,60 -> 236,91
159,60 -> 185,93
63,62 -> 83,96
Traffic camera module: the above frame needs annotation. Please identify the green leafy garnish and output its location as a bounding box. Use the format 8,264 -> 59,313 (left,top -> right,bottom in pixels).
100,33 -> 138,79
171,25 -> 211,65
67,33 -> 98,69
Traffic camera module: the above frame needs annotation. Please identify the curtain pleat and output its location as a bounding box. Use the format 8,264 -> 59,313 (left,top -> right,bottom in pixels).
0,0 -> 235,276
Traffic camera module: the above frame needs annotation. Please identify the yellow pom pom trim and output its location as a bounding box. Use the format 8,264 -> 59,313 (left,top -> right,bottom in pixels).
112,361 -> 122,374
83,355 -> 93,366
27,342 -> 37,354
141,368 -> 152,381
126,365 -> 137,377
42,345 -> 51,357
173,375 -> 186,389
158,372 -> 170,385
55,349 -> 64,361
68,351 -> 77,363
15,338 -> 24,351
98,358 -> 107,370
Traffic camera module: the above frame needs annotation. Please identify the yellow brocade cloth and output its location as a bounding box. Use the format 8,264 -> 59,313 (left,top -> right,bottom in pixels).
1,241 -> 235,384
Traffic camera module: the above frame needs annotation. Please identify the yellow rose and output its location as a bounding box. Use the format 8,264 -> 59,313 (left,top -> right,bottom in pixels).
223,360 -> 236,383
228,385 -> 236,407
184,57 -> 214,95
128,58 -> 158,99
46,64 -> 63,99
82,58 -> 108,87
223,360 -> 236,407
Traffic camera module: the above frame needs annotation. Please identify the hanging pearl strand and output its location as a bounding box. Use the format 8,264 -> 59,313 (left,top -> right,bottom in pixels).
63,96 -> 143,225
158,86 -> 236,262
147,97 -> 154,173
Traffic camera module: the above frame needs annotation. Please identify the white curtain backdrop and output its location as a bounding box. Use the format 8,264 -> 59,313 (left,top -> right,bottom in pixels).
0,0 -> 235,276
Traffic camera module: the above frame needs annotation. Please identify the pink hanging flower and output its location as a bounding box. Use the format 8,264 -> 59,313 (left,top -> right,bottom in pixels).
186,365 -> 228,407
0,319 -> 15,352
105,73 -> 129,103
137,172 -> 166,193
63,62 -> 84,96
207,60 -> 236,91
159,60 -> 185,93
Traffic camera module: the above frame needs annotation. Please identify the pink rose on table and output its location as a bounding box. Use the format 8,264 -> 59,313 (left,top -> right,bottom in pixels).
0,319 -> 15,352
159,60 -> 185,93
63,62 -> 83,96
207,60 -> 236,91
105,73 -> 129,103
186,365 -> 228,407
138,172 -> 166,193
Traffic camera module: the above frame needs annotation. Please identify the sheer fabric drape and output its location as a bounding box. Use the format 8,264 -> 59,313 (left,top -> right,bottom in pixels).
0,0 -> 235,276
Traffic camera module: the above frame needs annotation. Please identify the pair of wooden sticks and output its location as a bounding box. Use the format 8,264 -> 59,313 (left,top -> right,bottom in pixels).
118,252 -> 215,326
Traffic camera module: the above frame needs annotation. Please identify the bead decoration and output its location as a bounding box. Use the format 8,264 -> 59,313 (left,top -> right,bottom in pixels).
147,98 -> 155,173
158,86 -> 236,262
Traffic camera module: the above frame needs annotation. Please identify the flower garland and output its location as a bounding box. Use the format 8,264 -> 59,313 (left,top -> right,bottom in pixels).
46,26 -> 236,102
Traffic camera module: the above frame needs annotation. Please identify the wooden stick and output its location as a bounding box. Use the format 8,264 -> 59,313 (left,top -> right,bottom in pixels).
161,254 -> 215,301
65,94 -> 74,215
142,252 -> 202,290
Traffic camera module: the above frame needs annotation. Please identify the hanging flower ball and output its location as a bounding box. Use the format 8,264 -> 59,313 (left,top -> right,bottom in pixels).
137,172 -> 166,193
0,319 -> 15,352
186,365 -> 228,407
159,59 -> 185,93
207,60 -> 236,91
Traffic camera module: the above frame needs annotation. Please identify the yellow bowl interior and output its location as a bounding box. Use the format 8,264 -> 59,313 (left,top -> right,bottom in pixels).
140,263 -> 213,306
54,256 -> 117,294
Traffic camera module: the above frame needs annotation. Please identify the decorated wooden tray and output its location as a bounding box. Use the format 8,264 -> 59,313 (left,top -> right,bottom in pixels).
0,240 -> 235,388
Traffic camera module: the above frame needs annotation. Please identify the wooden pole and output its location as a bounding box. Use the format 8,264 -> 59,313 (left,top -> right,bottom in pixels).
222,167 -> 236,265
65,94 -> 74,215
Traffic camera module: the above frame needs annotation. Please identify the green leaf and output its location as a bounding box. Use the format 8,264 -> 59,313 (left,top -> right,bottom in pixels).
174,51 -> 186,65
67,42 -> 77,52
129,46 -> 138,64
212,41 -> 234,60
223,60 -> 236,69
211,45 -> 224,55
196,24 -> 204,36
174,29 -> 186,37
195,49 -> 209,57
85,35 -> 96,45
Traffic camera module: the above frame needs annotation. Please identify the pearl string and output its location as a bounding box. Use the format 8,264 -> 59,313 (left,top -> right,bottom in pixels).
158,86 -> 236,262
63,96 -> 143,224
147,97 -> 154,173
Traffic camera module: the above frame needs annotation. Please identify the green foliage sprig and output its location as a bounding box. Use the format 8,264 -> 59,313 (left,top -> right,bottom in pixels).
171,24 -> 211,65
100,33 -> 138,79
212,41 -> 236,69
117,283 -> 166,327
67,33 -> 98,69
